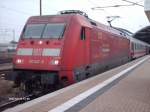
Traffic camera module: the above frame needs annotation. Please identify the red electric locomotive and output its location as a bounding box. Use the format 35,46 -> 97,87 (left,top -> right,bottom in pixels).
10,10 -> 149,92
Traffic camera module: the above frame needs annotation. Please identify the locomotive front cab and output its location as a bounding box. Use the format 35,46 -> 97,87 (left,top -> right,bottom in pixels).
10,11 -> 91,93
12,16 -> 70,92
14,22 -> 66,70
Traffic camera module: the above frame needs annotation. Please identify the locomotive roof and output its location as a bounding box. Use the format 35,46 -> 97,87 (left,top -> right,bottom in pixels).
25,12 -> 150,46
27,13 -> 132,40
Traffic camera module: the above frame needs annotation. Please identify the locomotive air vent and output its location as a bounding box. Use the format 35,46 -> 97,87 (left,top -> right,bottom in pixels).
58,10 -> 88,18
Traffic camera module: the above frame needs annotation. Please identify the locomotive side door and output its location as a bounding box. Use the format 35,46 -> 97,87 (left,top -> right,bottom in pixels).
80,27 -> 91,65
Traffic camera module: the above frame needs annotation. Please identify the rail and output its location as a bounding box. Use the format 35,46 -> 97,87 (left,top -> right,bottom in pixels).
0,94 -> 34,112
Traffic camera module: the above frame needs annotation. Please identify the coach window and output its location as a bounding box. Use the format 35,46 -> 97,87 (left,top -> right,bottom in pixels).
80,27 -> 86,40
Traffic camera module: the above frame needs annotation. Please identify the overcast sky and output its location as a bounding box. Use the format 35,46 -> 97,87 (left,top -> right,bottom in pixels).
0,0 -> 149,42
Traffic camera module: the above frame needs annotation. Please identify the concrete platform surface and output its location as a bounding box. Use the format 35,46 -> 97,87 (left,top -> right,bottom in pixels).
4,55 -> 150,112
80,57 -> 150,112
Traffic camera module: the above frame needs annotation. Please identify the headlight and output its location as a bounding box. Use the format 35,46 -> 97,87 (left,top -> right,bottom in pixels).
50,60 -> 59,65
54,60 -> 59,65
16,59 -> 23,64
39,41 -> 43,45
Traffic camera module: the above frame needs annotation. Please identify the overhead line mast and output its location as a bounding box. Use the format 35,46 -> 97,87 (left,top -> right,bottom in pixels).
40,0 -> 42,16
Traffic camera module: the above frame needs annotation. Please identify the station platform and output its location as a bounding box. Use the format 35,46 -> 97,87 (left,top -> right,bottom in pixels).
4,55 -> 150,112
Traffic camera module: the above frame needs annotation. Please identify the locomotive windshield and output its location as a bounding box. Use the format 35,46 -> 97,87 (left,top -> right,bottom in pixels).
24,24 -> 45,38
23,23 -> 66,39
43,23 -> 65,38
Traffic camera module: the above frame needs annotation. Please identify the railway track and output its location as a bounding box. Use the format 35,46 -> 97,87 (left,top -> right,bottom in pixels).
0,70 -> 11,75
0,66 -> 60,111
0,94 -> 34,112
0,90 -> 52,111
0,63 -> 13,77
0,59 -> 12,64
0,69 -> 57,111
0,69 -> 18,112
0,70 -> 12,81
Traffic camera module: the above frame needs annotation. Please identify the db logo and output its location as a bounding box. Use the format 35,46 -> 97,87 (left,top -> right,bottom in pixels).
33,48 -> 43,56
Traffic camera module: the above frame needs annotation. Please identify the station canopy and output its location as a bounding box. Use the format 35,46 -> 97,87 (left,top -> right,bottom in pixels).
133,26 -> 150,44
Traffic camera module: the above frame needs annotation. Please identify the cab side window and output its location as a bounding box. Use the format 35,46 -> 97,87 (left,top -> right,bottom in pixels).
80,27 -> 86,40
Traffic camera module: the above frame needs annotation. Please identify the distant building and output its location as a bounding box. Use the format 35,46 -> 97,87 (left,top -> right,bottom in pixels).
0,41 -> 17,52
0,43 -> 8,52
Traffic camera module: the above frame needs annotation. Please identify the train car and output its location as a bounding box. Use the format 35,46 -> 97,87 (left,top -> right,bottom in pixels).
9,10 -> 149,93
116,28 -> 150,59
130,37 -> 150,59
